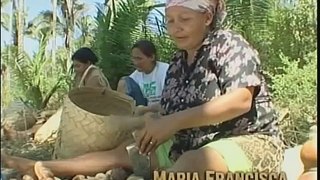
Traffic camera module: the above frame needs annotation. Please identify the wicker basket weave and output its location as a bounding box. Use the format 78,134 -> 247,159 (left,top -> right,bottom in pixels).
52,87 -> 144,159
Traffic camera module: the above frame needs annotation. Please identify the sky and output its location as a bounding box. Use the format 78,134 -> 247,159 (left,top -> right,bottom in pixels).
0,0 -> 165,56
1,0 -> 104,56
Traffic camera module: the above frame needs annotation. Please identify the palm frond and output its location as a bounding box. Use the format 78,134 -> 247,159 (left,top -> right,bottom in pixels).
1,12 -> 10,30
93,0 -> 151,89
225,0 -> 275,41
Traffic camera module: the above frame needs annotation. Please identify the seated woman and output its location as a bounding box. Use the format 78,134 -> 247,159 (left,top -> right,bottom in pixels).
72,47 -> 110,88
117,40 -> 169,113
2,0 -> 285,179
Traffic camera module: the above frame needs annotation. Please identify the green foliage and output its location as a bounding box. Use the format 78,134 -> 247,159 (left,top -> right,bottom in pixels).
256,0 -> 316,72
226,0 -> 275,43
225,0 -> 317,145
271,51 -> 317,146
73,15 -> 96,48
93,0 -> 151,89
3,36 -> 70,110
144,14 -> 177,63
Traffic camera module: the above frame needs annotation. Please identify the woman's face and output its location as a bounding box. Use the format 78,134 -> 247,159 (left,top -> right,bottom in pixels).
165,6 -> 213,51
131,48 -> 155,73
73,60 -> 90,74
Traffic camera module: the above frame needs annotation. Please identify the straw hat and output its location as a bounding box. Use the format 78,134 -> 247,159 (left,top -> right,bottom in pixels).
68,87 -> 136,116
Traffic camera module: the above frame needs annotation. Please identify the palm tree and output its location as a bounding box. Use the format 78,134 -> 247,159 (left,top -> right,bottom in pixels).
26,0 -> 88,72
74,15 -> 96,48
57,0 -> 88,70
58,1 -> 87,51
25,11 -> 57,42
1,0 -> 10,30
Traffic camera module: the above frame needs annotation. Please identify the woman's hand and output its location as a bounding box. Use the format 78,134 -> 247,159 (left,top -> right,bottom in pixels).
136,113 -> 176,155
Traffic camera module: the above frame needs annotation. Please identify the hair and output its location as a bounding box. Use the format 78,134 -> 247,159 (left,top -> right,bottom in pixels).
132,40 -> 157,61
209,0 -> 227,30
71,47 -> 98,65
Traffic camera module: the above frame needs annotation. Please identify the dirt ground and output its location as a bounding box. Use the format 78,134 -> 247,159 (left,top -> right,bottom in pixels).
1,134 -> 133,180
1,134 -> 55,180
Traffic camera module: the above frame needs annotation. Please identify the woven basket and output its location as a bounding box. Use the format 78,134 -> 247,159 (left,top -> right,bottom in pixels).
53,87 -> 144,159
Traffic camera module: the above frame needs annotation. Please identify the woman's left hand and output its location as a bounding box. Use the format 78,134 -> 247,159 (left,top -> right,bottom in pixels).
137,113 -> 176,155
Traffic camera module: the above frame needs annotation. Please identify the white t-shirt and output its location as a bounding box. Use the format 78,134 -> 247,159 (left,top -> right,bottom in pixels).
129,61 -> 169,105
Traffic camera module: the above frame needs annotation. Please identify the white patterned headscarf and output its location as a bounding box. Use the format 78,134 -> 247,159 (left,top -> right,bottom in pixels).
165,0 -> 227,28
166,0 -> 214,13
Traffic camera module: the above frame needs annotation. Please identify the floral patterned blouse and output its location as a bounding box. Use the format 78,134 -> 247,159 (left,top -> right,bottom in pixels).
160,29 -> 281,161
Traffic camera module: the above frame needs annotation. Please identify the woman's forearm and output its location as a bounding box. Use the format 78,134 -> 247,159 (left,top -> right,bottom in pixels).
135,103 -> 161,116
141,103 -> 161,113
165,87 -> 255,132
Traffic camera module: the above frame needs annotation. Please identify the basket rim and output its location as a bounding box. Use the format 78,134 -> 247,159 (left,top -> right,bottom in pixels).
67,87 -> 135,116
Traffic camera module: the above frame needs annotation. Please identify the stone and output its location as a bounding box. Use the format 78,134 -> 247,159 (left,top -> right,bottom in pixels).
95,173 -> 107,180
126,174 -> 144,180
34,108 -> 63,143
109,168 -> 130,180
72,175 -> 86,180
2,101 -> 37,131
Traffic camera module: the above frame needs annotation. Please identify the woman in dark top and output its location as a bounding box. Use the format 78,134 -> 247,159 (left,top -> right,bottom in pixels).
136,0 -> 285,175
1,0 -> 284,179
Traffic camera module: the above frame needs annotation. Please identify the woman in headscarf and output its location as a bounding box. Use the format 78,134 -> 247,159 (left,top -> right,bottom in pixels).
2,0 -> 284,179
135,0 -> 284,175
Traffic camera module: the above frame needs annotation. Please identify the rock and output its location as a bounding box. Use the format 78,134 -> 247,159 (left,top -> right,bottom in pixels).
39,110 -> 57,119
86,176 -> 96,180
126,144 -> 151,179
72,175 -> 86,180
105,170 -> 112,180
95,173 -> 107,180
34,108 -> 63,143
2,101 -> 37,131
109,168 -> 130,180
126,174 -> 144,180
22,174 -> 35,180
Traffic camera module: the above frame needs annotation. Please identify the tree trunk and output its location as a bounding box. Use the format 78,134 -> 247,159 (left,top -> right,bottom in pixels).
16,0 -> 24,61
7,0 -> 14,103
52,0 -> 57,63
61,0 -> 74,70
12,0 -> 18,46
